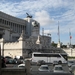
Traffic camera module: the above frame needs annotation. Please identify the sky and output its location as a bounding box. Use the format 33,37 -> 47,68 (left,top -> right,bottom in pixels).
0,0 -> 75,45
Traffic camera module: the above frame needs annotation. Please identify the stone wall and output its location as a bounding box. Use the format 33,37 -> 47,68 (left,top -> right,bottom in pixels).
63,48 -> 75,57
1,68 -> 26,75
0,34 -> 23,58
0,30 -> 51,58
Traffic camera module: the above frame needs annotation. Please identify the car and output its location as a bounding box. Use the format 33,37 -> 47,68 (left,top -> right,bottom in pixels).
53,65 -> 64,73
5,58 -> 17,64
18,63 -> 25,68
5,56 -> 17,64
69,65 -> 75,74
68,60 -> 75,67
37,60 -> 45,66
53,61 -> 58,66
38,65 -> 50,72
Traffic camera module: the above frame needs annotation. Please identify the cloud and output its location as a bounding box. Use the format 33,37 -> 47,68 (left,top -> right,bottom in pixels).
34,10 -> 54,26
0,0 -> 72,17
0,0 -> 75,44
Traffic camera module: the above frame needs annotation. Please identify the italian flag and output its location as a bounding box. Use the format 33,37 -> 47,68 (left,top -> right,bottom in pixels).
69,31 -> 72,39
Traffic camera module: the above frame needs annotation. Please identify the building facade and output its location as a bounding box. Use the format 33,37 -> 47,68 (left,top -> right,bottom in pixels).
0,11 -> 53,58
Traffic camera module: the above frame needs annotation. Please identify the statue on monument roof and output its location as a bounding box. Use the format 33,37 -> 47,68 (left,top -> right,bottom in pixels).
26,13 -> 32,18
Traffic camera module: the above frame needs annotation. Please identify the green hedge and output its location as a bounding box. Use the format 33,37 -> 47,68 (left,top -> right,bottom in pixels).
68,56 -> 75,59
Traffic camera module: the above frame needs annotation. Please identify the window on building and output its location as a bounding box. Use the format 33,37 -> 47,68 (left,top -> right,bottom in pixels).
2,19 -> 4,24
7,21 -> 8,25
5,20 -> 6,24
0,19 -> 2,23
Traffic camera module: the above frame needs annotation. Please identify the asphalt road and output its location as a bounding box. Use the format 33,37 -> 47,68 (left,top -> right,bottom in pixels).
31,63 -> 69,72
31,71 -> 73,75
31,63 -> 74,75
5,63 -> 74,75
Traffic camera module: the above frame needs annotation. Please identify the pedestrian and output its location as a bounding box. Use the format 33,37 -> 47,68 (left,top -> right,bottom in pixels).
1,57 -> 6,68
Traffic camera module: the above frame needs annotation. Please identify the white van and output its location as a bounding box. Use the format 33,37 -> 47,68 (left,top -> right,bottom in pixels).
32,52 -> 67,64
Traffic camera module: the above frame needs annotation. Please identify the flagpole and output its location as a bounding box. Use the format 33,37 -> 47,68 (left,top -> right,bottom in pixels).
69,29 -> 72,47
58,21 -> 60,43
57,21 -> 61,48
70,36 -> 71,47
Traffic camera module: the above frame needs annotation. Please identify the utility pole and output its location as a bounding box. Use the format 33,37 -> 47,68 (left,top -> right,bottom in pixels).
57,21 -> 61,48
42,28 -> 44,36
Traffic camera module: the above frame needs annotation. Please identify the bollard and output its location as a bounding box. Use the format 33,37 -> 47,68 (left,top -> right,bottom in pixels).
25,60 -> 31,75
0,45 -> 1,75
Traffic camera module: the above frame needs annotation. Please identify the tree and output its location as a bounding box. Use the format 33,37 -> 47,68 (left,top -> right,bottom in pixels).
51,41 -> 57,47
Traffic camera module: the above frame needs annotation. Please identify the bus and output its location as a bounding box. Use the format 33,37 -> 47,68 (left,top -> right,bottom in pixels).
32,52 -> 68,64
60,53 -> 68,61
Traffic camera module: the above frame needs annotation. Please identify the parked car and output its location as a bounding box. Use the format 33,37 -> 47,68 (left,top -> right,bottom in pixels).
5,56 -> 12,59
5,56 -> 17,64
53,61 -> 58,66
18,63 -> 25,68
6,58 -> 17,64
53,65 -> 64,73
69,65 -> 75,75
37,60 -> 45,66
68,60 -> 75,67
15,59 -> 24,64
38,65 -> 50,72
